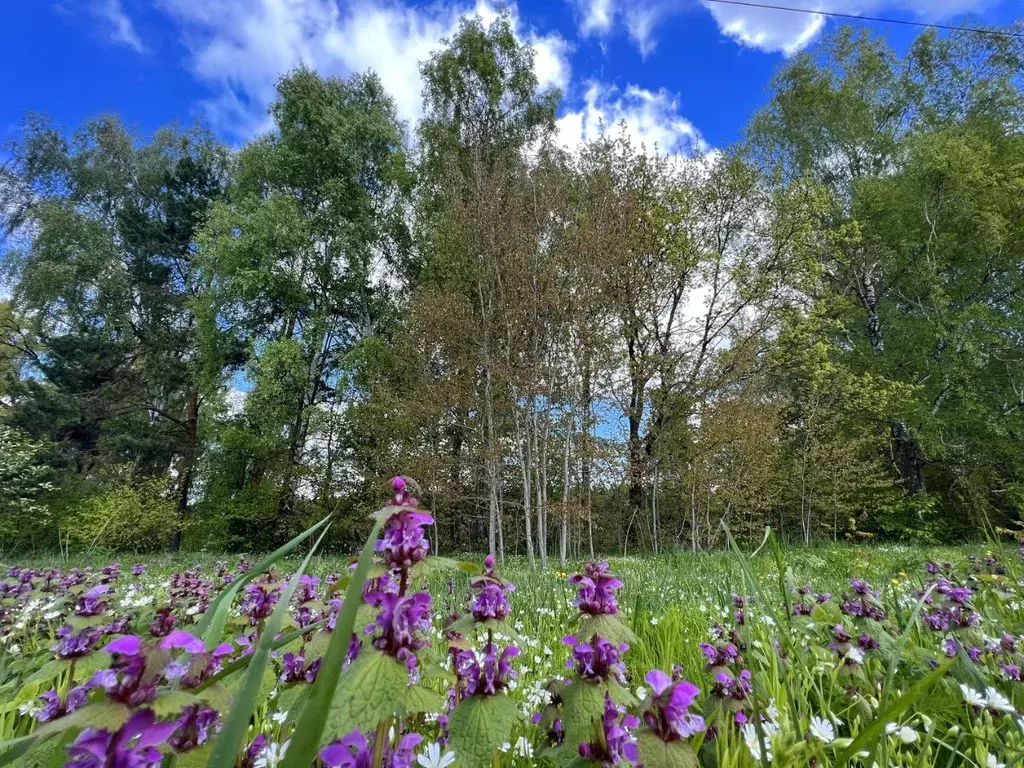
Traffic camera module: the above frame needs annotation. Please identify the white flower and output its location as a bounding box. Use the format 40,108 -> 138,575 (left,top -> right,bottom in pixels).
649,616 -> 660,626
270,710 -> 288,725
513,737 -> 533,758
809,716 -> 834,744
417,742 -> 456,768
254,739 -> 289,768
498,742 -> 511,753
985,687 -> 1015,713
844,647 -> 865,664
635,686 -> 648,701
741,724 -> 773,762
987,754 -> 1005,768
960,684 -> 985,708
896,726 -> 917,744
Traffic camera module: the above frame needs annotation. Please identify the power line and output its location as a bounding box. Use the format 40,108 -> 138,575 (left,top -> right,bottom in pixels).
701,0 -> 1024,40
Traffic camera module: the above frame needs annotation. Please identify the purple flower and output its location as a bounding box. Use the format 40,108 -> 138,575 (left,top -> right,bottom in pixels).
456,643 -> 519,696
64,709 -> 176,768
279,652 -> 322,684
131,564 -> 146,577
159,631 -> 206,654
148,608 -> 176,638
169,706 -> 220,751
240,583 -> 280,624
364,590 -> 432,678
578,693 -> 639,765
711,669 -> 751,702
35,685 -> 90,722
470,582 -> 512,622
699,642 -> 739,669
642,669 -> 705,741
74,585 -> 111,617
53,626 -> 101,659
376,509 -> 433,571
295,575 -> 320,604
563,636 -> 627,684
570,562 -> 623,616
320,728 -> 423,768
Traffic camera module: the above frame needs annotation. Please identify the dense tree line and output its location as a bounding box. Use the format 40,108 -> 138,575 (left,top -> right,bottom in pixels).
1,16 -> 1022,558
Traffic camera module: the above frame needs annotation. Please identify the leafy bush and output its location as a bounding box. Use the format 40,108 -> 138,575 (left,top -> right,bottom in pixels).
68,476 -> 177,552
0,423 -> 54,547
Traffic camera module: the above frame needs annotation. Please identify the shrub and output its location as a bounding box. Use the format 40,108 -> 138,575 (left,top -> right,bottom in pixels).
69,476 -> 177,553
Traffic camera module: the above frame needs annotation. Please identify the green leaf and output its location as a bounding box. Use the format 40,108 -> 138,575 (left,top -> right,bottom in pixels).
447,694 -> 520,768
173,744 -> 214,768
325,650 -> 408,736
279,514 -> 386,768
203,524 -> 329,768
576,615 -> 637,645
402,685 -> 445,716
35,700 -> 131,740
561,680 -> 610,746
151,690 -> 202,718
636,731 -> 699,768
23,660 -> 71,685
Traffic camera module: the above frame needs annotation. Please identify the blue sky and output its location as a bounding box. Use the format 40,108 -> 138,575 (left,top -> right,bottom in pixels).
2,0 -> 1019,154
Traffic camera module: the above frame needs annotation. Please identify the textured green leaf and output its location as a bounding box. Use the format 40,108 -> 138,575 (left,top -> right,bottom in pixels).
577,615 -> 637,645
401,684 -> 445,716
23,660 -> 70,686
325,650 -> 408,736
152,690 -> 202,718
560,680 -> 609,746
173,744 -> 214,768
447,694 -> 519,768
35,700 -> 131,740
636,731 -> 699,768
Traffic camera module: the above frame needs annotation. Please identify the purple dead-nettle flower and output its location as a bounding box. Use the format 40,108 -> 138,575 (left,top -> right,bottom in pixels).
563,636 -> 627,684
64,708 -> 176,768
159,630 -> 206,654
239,735 -> 267,768
149,607 -> 176,638
857,633 -> 879,650
320,728 -> 423,768
53,626 -> 101,659
93,635 -> 159,706
377,509 -> 433,572
35,685 -> 90,722
74,585 -> 111,617
578,693 -> 640,766
296,605 -> 320,630
642,669 -> 706,741
131,564 -> 146,577
570,562 -> 623,616
711,669 -> 752,702
240,583 -> 280,624
365,588 -> 432,679
295,574 -> 320,604
326,597 -> 344,631
699,642 -> 740,669
169,705 -> 220,751
456,643 -> 519,696
279,651 -> 322,684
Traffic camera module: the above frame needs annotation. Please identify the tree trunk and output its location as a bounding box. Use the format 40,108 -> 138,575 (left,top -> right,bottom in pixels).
890,420 -> 926,494
169,389 -> 199,553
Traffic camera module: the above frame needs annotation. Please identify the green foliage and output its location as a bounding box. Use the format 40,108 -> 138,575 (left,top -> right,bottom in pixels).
447,693 -> 520,768
67,475 -> 177,553
0,424 -> 53,546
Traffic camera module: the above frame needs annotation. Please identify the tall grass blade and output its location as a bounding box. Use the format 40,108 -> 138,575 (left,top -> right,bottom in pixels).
837,659 -> 954,764
203,525 -> 330,768
195,514 -> 330,650
279,512 -> 387,768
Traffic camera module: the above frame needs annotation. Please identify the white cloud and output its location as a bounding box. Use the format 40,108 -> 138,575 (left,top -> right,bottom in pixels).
92,0 -> 147,53
556,82 -> 709,155
568,0 -> 998,58
156,0 -> 571,139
